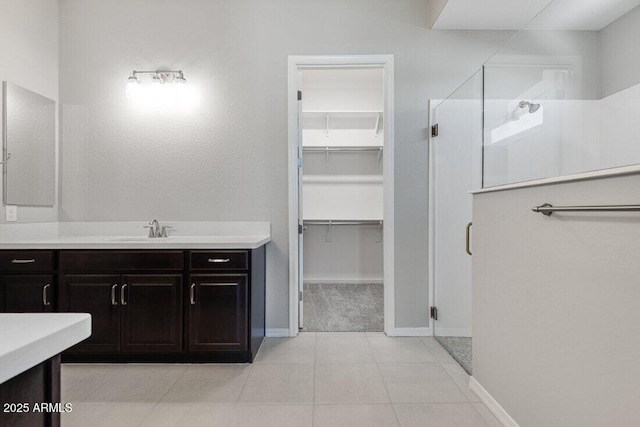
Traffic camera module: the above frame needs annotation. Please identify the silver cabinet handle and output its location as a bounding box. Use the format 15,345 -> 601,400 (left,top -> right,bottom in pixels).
111,284 -> 118,306
12,259 -> 35,264
208,258 -> 230,263
42,284 -> 51,306
190,283 -> 196,305
121,284 -> 128,305
465,222 -> 473,256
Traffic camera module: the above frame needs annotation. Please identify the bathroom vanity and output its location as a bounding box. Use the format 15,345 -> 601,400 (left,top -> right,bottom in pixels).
0,222 -> 270,363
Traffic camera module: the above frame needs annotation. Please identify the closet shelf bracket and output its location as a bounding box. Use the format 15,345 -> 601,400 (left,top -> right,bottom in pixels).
374,112 -> 381,137
326,113 -> 330,137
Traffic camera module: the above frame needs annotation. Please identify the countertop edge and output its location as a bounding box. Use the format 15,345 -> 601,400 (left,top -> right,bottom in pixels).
0,236 -> 272,250
0,314 -> 91,384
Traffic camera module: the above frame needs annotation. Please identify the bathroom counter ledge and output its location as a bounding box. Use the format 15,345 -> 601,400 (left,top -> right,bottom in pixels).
0,313 -> 91,384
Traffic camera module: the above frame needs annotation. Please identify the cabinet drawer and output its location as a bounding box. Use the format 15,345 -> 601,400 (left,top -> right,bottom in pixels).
0,251 -> 53,272
60,251 -> 183,271
190,251 -> 248,270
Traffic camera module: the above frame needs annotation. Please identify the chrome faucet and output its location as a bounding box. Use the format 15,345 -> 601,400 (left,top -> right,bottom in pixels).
143,219 -> 172,238
144,219 -> 160,238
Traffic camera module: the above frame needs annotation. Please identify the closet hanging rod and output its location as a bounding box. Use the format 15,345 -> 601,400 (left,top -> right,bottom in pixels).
303,146 -> 383,152
303,220 -> 383,226
532,203 -> 640,216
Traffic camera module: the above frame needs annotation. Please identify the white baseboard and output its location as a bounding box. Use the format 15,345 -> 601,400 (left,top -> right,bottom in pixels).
303,279 -> 384,285
265,328 -> 291,337
387,327 -> 433,337
434,328 -> 472,337
469,377 -> 519,427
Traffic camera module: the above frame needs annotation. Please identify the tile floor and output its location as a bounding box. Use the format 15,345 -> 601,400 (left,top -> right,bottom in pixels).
61,334 -> 502,427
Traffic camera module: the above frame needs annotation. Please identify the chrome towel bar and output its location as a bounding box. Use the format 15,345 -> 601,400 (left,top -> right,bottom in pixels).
532,203 -> 640,216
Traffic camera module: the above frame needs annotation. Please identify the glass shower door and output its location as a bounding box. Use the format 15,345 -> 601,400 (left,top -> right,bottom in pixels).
431,69 -> 483,374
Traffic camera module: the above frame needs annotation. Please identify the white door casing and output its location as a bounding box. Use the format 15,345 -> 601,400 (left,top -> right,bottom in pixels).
287,55 -> 395,337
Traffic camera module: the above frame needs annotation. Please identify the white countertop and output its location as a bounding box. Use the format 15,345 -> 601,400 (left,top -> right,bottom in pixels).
0,313 -> 91,384
0,221 -> 271,250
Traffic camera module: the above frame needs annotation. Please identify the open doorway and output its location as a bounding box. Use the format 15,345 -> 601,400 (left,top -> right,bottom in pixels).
288,56 -> 395,336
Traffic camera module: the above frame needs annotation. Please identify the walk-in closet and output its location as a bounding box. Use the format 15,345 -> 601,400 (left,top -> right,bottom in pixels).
299,68 -> 385,332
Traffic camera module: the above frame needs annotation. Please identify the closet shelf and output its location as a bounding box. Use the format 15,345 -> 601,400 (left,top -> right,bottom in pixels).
303,146 -> 383,163
302,110 -> 383,114
303,175 -> 382,183
303,146 -> 383,152
303,111 -> 383,137
303,219 -> 383,226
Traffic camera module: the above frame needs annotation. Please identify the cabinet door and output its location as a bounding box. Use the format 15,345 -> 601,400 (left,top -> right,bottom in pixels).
188,274 -> 248,352
2,275 -> 54,313
62,275 -> 121,353
121,275 -> 183,353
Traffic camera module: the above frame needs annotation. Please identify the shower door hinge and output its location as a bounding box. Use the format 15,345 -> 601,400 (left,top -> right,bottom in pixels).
298,224 -> 303,234
299,291 -> 303,301
430,306 -> 438,320
298,90 -> 302,101
431,124 -> 439,137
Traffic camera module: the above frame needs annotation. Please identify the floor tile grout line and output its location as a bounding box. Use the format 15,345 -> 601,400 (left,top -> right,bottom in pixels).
233,359 -> 255,405
135,364 -> 190,427
67,364 -> 127,404
469,401 -> 495,427
366,335 -> 401,426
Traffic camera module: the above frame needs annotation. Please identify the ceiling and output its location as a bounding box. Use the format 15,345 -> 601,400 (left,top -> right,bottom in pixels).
527,0 -> 640,30
430,0 -> 640,30
431,0 -> 553,30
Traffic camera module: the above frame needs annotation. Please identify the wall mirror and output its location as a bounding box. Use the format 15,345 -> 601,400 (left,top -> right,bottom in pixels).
2,81 -> 56,206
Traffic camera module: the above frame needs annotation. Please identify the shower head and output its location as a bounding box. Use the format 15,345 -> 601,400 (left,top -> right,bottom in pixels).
519,100 -> 541,114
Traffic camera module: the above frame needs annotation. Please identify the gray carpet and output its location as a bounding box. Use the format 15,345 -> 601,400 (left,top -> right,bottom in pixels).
436,336 -> 472,374
302,283 -> 384,332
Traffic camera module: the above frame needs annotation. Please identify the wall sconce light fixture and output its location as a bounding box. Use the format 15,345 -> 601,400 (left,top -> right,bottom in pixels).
125,69 -> 187,100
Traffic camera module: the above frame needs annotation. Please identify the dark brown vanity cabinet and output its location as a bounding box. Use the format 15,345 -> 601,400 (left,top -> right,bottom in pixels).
120,274 -> 183,353
188,274 -> 248,352
0,251 -> 55,313
62,275 -> 121,353
59,251 -> 184,355
0,247 -> 265,362
187,250 -> 264,357
2,275 -> 54,313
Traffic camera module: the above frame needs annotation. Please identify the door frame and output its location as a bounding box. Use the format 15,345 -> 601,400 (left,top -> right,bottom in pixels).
287,55 -> 395,337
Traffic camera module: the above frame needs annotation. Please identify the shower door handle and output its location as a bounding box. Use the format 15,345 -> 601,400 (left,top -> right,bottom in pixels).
465,222 -> 472,256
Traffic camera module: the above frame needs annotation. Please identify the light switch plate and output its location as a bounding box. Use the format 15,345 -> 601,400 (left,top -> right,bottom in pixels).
5,205 -> 17,222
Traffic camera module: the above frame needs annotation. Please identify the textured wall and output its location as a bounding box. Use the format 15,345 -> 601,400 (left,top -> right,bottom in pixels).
58,0 -> 510,330
0,0 -> 58,223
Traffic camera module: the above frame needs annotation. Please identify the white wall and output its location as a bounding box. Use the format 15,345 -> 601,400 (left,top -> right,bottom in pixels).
58,0 -> 511,330
472,174 -> 640,426
0,0 -> 58,223
600,4 -> 640,98
303,225 -> 383,283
